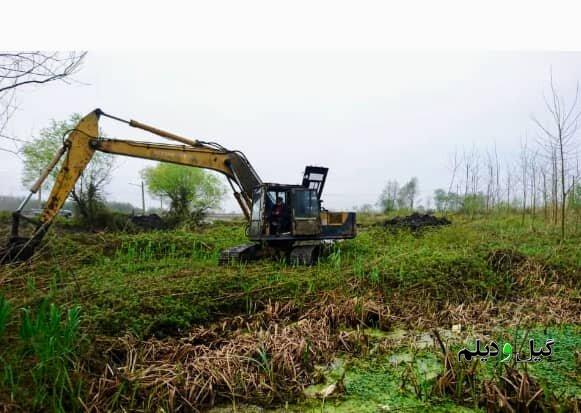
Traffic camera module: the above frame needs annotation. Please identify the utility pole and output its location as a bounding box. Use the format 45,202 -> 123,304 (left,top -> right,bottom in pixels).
129,181 -> 146,215
141,181 -> 145,214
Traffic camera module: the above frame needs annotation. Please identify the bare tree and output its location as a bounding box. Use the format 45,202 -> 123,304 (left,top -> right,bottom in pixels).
540,166 -> 548,220
530,150 -> 539,226
532,71 -> 581,239
0,52 -> 86,136
572,174 -> 578,232
443,149 -> 460,214
505,163 -> 514,212
463,146 -> 477,199
548,145 -> 559,224
520,137 -> 529,225
485,149 -> 496,213
470,155 -> 480,195
494,142 -> 501,211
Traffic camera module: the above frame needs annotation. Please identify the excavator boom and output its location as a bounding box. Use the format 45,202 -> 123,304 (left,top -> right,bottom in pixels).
2,108 -> 356,265
3,109 -> 262,262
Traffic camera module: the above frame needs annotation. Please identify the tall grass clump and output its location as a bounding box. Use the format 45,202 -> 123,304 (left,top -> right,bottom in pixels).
0,295 -> 14,403
19,301 -> 84,412
0,295 -> 11,339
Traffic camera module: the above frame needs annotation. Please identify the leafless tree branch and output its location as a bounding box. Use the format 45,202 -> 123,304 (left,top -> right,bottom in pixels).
0,51 -> 86,94
533,70 -> 581,239
0,51 -> 87,136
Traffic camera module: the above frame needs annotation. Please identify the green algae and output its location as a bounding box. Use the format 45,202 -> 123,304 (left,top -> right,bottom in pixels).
298,351 -> 479,413
285,324 -> 579,412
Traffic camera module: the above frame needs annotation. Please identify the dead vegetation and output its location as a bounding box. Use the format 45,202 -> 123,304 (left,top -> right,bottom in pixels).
481,366 -> 546,412
83,291 -> 580,412
431,347 -> 554,412
487,249 -> 528,273
431,330 -> 480,404
487,248 -> 579,293
431,330 -> 581,413
85,296 -> 384,411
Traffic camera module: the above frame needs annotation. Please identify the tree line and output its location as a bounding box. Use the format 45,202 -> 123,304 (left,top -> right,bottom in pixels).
0,195 -> 139,215
14,114 -> 225,228
1,52 -> 579,237
375,73 -> 580,240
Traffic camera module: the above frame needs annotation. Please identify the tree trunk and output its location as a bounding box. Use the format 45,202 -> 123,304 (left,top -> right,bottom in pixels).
542,171 -> 548,221
559,131 -> 566,240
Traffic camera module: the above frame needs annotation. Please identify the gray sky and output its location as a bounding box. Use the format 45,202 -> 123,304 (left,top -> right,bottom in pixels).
1,51 -> 580,212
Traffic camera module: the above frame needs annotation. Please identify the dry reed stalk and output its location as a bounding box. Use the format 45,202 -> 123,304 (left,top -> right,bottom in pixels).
85,295 -> 383,411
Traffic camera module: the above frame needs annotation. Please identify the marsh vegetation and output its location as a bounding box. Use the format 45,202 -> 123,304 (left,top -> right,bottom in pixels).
0,212 -> 579,411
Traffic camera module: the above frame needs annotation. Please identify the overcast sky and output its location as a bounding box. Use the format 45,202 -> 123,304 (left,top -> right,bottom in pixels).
1,51 -> 580,212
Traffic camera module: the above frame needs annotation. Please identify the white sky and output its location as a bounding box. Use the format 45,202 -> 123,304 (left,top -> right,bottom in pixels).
1,51 -> 580,212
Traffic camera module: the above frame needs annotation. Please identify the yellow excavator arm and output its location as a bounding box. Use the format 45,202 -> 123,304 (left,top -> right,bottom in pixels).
8,109 -> 262,258
2,108 -> 357,266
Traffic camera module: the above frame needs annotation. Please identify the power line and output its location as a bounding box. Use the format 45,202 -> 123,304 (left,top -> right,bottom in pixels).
0,134 -> 31,144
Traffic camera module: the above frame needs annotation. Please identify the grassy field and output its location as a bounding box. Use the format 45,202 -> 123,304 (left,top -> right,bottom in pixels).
0,213 -> 579,412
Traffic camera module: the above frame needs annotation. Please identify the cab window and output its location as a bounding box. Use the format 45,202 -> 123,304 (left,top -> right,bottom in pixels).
266,191 -> 287,212
292,189 -> 318,218
251,189 -> 262,221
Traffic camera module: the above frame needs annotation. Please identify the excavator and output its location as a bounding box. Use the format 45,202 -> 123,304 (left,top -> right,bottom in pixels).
1,109 -> 356,265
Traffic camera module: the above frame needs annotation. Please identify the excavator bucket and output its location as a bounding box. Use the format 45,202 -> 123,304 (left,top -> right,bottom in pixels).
1,111 -> 99,265
0,237 -> 37,264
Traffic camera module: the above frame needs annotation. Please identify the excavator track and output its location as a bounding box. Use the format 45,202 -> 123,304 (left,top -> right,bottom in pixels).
219,243 -> 260,265
289,244 -> 320,265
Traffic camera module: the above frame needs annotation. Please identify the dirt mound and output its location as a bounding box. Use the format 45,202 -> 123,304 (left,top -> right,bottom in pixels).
382,213 -> 451,231
130,213 -> 165,230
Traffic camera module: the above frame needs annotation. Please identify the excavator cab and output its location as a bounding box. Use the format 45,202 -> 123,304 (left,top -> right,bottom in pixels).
248,184 -> 322,239
246,165 -> 356,247
242,176 -> 355,264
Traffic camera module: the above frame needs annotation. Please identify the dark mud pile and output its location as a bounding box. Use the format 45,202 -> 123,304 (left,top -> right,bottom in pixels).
130,213 -> 165,230
382,213 -> 451,231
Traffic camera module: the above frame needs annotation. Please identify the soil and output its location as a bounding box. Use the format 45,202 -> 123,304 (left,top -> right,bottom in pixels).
382,213 -> 452,231
130,213 -> 165,230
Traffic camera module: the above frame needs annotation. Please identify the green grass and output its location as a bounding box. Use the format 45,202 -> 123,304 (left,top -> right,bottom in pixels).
0,300 -> 84,412
0,214 -> 579,411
